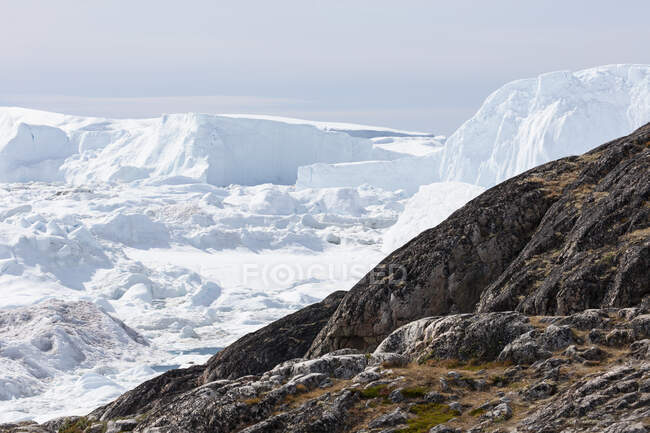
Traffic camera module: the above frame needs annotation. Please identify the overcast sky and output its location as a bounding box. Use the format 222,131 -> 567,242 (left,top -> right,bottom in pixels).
1,0 -> 648,134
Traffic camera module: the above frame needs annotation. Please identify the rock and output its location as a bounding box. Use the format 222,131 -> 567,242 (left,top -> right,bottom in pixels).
65,125 -> 650,433
485,403 -> 512,421
353,367 -> 381,383
389,389 -> 405,403
84,424 -> 106,433
274,353 -> 368,380
368,408 -> 408,428
106,419 -> 138,433
523,381 -> 557,401
629,315 -> 650,338
518,364 -> 650,432
425,391 -> 445,403
39,417 -> 82,433
606,329 -> 637,347
474,379 -> 488,392
448,402 -> 463,414
288,372 -> 328,390
369,352 -> 409,368
603,422 -> 648,433
629,339 -> 650,359
307,125 -> 650,356
589,328 -> 607,345
550,309 -> 611,330
498,324 -> 578,365
374,312 -> 533,363
429,425 -> 461,433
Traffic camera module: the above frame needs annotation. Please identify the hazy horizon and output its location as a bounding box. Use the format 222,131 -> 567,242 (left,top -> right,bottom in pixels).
1,0 -> 648,134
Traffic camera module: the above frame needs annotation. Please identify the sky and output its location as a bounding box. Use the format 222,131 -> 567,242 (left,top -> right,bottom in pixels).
0,0 -> 648,134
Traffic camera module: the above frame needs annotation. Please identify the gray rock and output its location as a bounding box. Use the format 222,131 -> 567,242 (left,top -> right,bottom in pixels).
389,389 -> 405,403
425,391 -> 445,403
106,419 -> 138,433
84,424 -> 106,433
523,381 -> 556,401
448,402 -> 463,414
606,329 -> 636,347
603,422 -> 648,433
369,352 -> 409,368
429,425 -> 461,433
485,403 -> 512,421
374,312 -> 533,364
368,408 -> 408,428
498,324 -> 577,365
353,367 -> 382,383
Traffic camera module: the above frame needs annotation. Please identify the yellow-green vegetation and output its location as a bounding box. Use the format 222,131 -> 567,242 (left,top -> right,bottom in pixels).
401,387 -> 427,398
397,403 -> 460,433
440,359 -> 511,371
469,407 -> 486,417
58,417 -> 91,433
489,375 -> 508,387
359,384 -> 388,399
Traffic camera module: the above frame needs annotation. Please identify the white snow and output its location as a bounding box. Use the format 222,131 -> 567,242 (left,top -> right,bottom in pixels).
382,182 -> 486,252
0,63 -> 647,423
0,300 -> 159,421
296,153 -> 444,195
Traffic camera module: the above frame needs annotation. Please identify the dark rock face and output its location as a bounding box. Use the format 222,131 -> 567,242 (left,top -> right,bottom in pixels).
202,290 -> 346,383
308,124 -> 650,357
92,291 -> 345,420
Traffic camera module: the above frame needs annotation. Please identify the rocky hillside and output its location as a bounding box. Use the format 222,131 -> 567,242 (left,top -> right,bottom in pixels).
7,308 -> 650,433
309,123 -> 649,357
2,125 -> 648,433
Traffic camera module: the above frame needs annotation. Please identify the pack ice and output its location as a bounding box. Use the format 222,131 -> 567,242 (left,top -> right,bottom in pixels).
0,63 -> 648,422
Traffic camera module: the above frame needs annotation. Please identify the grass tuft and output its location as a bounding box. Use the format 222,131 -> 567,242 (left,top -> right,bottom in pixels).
397,403 -> 459,433
58,418 -> 91,433
401,387 -> 427,398
359,384 -> 388,399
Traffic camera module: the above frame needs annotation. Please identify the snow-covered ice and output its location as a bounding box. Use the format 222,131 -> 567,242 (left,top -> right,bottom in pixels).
382,182 -> 486,252
0,110 -> 409,186
0,63 -> 648,423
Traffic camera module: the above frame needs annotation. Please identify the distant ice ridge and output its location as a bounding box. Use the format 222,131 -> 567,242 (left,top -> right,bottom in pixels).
298,64 -> 650,190
439,64 -> 650,186
0,110 -> 434,186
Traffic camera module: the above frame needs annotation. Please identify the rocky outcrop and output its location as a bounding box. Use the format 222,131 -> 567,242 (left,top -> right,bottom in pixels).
91,291 -> 345,420
373,312 -> 534,363
12,308 -> 650,433
308,124 -> 650,356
